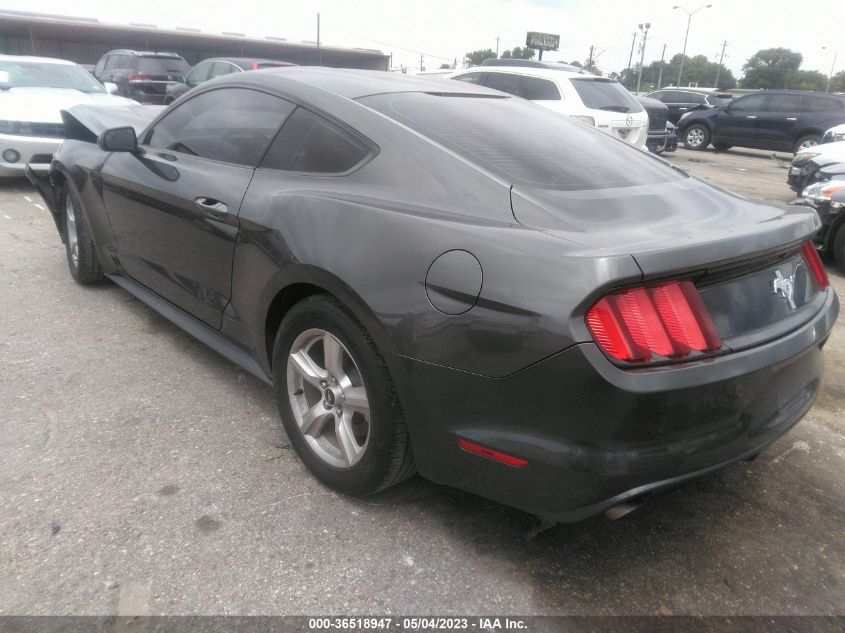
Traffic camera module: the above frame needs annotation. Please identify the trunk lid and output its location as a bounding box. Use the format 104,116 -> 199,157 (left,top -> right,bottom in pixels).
510,177 -> 826,351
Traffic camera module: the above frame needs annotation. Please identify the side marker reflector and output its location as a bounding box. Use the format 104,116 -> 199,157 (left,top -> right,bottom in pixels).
458,438 -> 528,468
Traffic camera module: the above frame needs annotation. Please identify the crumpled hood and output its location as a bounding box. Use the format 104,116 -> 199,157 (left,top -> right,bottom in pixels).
0,87 -> 136,123
810,139 -> 845,165
510,175 -> 820,276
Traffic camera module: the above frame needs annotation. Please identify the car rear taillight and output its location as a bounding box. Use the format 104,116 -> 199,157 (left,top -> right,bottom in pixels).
127,73 -> 151,81
801,241 -> 829,290
586,280 -> 722,364
252,62 -> 259,70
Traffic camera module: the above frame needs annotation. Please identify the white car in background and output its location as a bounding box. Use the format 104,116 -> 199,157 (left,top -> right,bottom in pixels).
0,55 -> 136,178
823,123 -> 845,144
449,60 -> 649,149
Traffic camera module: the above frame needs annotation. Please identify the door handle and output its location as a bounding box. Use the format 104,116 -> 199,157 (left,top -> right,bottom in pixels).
745,115 -> 757,119
194,197 -> 228,217
786,117 -> 797,121
678,107 -> 688,111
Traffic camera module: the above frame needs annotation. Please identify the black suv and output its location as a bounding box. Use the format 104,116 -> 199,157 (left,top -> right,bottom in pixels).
93,50 -> 190,104
676,90 -> 845,154
645,88 -> 733,124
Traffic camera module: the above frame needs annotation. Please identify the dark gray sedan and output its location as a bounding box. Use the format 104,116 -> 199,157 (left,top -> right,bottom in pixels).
28,68 -> 838,522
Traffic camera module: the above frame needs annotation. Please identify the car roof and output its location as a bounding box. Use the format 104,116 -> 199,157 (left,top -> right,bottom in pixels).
237,66 -> 505,100
203,57 -> 296,68
0,54 -> 75,65
105,50 -> 184,58
480,58 -> 587,72
454,65 -> 604,82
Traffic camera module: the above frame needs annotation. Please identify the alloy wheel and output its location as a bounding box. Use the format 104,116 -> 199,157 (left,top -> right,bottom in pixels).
65,194 -> 79,267
286,328 -> 371,468
797,139 -> 819,152
686,127 -> 705,147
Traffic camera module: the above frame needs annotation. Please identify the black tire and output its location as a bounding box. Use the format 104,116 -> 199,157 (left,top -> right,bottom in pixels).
833,225 -> 845,272
713,143 -> 732,151
272,294 -> 415,496
683,123 -> 711,151
794,135 -> 821,154
62,186 -> 106,285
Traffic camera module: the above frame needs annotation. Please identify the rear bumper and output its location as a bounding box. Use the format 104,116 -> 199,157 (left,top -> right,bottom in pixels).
0,133 -> 61,177
400,288 -> 838,521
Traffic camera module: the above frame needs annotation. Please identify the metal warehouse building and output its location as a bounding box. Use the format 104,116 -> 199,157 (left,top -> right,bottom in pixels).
0,10 -> 389,70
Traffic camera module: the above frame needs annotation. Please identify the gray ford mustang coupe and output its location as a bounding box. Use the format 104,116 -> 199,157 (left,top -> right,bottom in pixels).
28,67 -> 838,522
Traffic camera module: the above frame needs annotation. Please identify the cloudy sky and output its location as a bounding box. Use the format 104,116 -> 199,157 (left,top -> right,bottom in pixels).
2,0 -> 840,79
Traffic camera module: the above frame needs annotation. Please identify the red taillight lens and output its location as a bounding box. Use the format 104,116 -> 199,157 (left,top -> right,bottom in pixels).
457,439 -> 528,468
252,62 -> 259,70
801,242 -> 829,290
127,73 -> 150,81
586,280 -> 722,364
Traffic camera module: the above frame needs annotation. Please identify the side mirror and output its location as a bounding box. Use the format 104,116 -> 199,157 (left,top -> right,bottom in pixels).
98,127 -> 138,152
103,82 -> 119,95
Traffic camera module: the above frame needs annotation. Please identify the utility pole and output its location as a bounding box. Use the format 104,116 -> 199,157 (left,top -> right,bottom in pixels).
587,45 -> 594,73
824,46 -> 838,92
635,23 -> 650,94
626,32 -> 638,88
714,39 -> 727,88
656,43 -> 667,89
420,53 -> 424,72
316,12 -> 321,65
495,36 -> 500,58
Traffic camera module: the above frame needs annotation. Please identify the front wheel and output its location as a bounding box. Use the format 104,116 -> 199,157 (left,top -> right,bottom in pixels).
683,124 -> 711,150
63,187 -> 105,285
272,295 -> 415,496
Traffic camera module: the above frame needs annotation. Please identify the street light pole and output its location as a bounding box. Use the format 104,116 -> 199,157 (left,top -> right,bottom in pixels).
823,46 -> 838,93
635,23 -> 651,94
673,3 -> 712,87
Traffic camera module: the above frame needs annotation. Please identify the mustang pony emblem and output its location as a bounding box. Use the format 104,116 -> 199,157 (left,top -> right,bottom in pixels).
771,269 -> 798,310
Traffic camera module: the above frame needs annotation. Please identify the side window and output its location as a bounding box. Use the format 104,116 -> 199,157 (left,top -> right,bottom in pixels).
521,76 -> 561,100
103,55 -> 117,71
186,61 -> 213,85
94,56 -> 106,76
209,61 -> 237,78
648,91 -> 664,101
116,55 -> 132,70
452,72 -> 485,85
146,88 -> 296,167
803,95 -> 843,112
765,94 -> 801,112
261,107 -> 371,174
729,94 -> 767,112
689,93 -> 707,104
485,72 -> 522,97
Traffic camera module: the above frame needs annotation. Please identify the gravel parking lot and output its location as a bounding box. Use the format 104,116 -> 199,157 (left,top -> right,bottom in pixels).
0,146 -> 843,616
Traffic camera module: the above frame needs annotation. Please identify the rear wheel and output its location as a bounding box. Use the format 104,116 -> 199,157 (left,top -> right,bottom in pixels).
272,295 -> 415,496
683,124 -> 710,150
833,225 -> 845,272
713,143 -> 733,151
794,135 -> 821,154
63,187 -> 105,285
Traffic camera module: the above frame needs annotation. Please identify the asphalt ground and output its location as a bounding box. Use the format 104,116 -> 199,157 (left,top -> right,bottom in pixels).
0,146 -> 842,616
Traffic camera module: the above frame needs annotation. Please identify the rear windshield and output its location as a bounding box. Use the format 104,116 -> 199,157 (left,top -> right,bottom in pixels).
569,78 -> 643,113
137,57 -> 190,75
359,92 -> 684,190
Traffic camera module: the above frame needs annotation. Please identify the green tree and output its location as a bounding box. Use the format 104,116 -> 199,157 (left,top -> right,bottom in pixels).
741,48 -> 802,89
465,49 -> 496,67
827,70 -> 845,93
634,54 -> 736,90
570,60 -> 583,68
439,63 -> 451,69
501,46 -> 535,60
785,69 -> 827,91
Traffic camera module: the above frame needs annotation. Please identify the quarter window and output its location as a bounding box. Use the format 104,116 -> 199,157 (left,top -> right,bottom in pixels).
146,88 -> 295,167
261,107 -> 371,174
453,72 -> 485,84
